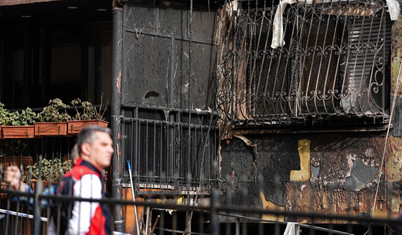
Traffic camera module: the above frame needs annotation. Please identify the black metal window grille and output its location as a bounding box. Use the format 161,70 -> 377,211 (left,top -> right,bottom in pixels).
121,106 -> 219,192
217,0 -> 391,127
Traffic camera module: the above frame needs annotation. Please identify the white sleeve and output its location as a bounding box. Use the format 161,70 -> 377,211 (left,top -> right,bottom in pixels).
68,174 -> 102,235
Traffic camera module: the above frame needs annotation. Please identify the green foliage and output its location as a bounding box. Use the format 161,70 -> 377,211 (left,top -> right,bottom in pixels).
38,98 -> 71,122
71,97 -> 107,120
0,104 -> 37,126
0,102 -> 11,125
26,157 -> 72,182
8,107 -> 37,126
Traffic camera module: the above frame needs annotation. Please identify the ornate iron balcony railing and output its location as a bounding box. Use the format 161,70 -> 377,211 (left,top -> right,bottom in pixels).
216,0 -> 391,127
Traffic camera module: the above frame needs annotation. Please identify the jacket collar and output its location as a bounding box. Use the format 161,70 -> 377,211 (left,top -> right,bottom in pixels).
79,159 -> 103,177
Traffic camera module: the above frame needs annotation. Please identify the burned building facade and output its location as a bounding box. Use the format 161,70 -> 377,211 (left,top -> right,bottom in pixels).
0,0 -> 401,234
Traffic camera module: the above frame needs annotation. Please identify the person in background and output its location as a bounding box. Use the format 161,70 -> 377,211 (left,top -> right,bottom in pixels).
4,144 -> 80,193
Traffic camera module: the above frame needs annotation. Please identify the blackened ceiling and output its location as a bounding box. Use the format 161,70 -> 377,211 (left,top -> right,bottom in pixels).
0,0 -> 112,25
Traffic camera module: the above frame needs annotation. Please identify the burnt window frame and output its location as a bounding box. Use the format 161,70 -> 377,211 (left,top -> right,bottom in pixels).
216,0 -> 392,128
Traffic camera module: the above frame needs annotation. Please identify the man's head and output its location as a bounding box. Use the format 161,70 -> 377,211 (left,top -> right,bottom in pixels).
76,125 -> 114,170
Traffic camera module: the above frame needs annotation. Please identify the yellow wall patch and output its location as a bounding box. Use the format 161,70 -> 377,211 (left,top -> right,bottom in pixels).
290,139 -> 311,182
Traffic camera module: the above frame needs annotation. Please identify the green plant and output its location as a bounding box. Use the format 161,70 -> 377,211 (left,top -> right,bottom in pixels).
71,97 -> 107,120
0,102 -> 11,125
38,98 -> 71,122
26,157 -> 72,182
8,107 -> 37,126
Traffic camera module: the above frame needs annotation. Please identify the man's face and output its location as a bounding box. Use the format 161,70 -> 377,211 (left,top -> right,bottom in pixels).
87,131 -> 114,170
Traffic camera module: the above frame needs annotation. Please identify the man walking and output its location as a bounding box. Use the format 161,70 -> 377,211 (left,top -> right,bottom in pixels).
4,125 -> 114,235
48,125 -> 114,235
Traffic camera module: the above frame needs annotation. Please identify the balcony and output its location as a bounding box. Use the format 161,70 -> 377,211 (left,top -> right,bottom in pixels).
216,0 -> 391,128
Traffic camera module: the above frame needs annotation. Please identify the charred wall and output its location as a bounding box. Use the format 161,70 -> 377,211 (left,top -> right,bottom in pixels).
216,0 -> 402,222
220,133 -> 401,221
122,1 -> 217,110
119,1 -> 220,189
118,1 -> 402,222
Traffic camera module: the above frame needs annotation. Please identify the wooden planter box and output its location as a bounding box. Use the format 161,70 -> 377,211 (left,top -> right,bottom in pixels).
67,120 -> 109,135
34,122 -> 68,136
0,126 -> 2,139
2,126 -> 35,139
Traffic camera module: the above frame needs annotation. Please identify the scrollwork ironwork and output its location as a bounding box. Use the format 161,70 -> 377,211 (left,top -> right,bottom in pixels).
216,0 -> 390,126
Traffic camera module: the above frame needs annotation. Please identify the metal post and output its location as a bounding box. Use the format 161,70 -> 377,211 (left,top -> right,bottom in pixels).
211,190 -> 220,235
33,180 -> 43,235
235,218 -> 240,235
111,0 -> 125,232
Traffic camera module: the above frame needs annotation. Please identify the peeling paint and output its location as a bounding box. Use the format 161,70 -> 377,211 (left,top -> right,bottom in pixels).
391,196 -> 401,213
386,136 -> 402,182
233,134 -> 255,148
311,165 -> 320,178
345,154 -> 356,178
290,139 -> 311,182
116,70 -> 121,93
260,192 -> 285,221
345,159 -> 377,191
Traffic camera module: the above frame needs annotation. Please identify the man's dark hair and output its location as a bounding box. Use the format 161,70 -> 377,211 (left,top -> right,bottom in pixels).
76,125 -> 112,156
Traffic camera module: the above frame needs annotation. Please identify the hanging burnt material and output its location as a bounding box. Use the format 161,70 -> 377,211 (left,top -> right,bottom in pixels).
216,0 -> 392,128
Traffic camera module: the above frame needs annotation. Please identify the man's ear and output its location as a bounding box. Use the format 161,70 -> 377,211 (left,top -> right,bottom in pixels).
81,143 -> 91,155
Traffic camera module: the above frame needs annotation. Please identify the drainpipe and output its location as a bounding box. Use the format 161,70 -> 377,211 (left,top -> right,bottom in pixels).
111,0 -> 126,232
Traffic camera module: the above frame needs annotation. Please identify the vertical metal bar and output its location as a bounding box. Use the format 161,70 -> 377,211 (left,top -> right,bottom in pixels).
130,118 -> 134,179
135,107 -> 139,180
187,0 -> 193,191
172,117 -> 177,186
200,123 -> 205,185
159,120 -> 163,187
169,114 -> 174,184
153,121 -> 156,187
33,181 -> 43,235
145,121 -> 149,182
138,118 -> 142,181
173,212 -> 177,235
111,0 -> 124,231
211,190 -> 220,235
172,115 -> 181,183
159,212 -> 164,235
193,124 -> 197,182
170,36 -> 175,108
14,169 -> 22,234
235,218 -> 240,235
5,182 -> 11,235
275,222 -> 280,235
179,119 -> 182,186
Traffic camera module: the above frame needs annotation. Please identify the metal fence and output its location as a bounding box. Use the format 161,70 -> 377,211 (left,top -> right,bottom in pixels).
121,105 -> 219,192
1,176 -> 401,235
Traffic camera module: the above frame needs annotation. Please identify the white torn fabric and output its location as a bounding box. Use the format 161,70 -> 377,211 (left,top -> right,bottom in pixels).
271,0 -> 297,49
283,222 -> 300,235
386,0 -> 400,21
